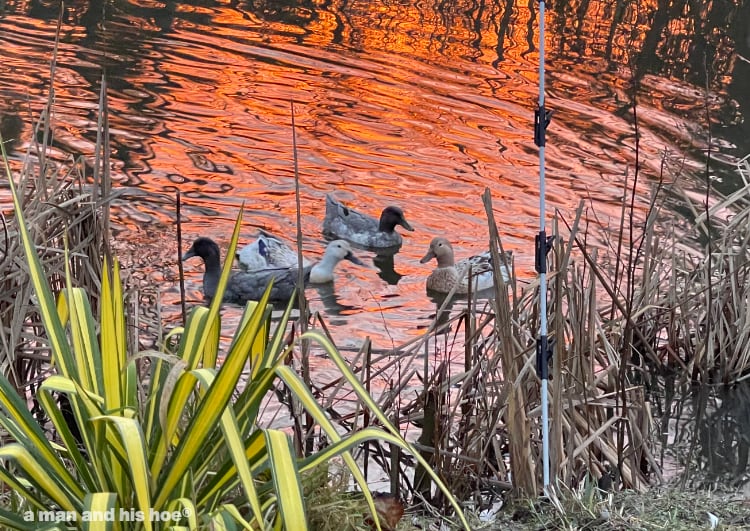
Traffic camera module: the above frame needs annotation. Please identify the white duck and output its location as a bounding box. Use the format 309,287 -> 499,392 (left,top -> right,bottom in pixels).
308,239 -> 365,283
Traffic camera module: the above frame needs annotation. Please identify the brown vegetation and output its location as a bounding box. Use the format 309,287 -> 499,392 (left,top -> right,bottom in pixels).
298,162 -> 750,519
0,97 -> 115,392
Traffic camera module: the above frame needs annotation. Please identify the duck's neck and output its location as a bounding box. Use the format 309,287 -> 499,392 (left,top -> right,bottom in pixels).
435,255 -> 455,268
201,254 -> 222,300
310,253 -> 340,283
378,216 -> 395,233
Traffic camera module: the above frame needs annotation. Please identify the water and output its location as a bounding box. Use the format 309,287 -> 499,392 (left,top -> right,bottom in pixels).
0,0 -> 747,350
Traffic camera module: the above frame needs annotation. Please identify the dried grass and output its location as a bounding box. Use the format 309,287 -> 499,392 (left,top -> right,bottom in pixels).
300,156 -> 750,512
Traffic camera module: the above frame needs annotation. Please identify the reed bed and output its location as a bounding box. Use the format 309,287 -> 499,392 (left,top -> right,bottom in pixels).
296,162 -> 750,514
0,96 -> 116,393
301,203 -> 655,504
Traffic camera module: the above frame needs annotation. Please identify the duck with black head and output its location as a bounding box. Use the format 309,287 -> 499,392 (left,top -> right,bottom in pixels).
323,193 -> 414,249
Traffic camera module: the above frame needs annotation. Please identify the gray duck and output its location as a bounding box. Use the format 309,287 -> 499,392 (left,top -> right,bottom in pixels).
323,193 -> 414,249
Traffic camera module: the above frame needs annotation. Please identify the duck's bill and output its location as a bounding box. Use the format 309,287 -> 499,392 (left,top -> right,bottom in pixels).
182,250 -> 196,261
346,253 -> 365,266
399,219 -> 415,231
419,250 -> 435,263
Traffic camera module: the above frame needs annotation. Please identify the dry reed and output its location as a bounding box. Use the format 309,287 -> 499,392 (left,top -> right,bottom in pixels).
300,157 -> 750,514
0,17 -> 116,397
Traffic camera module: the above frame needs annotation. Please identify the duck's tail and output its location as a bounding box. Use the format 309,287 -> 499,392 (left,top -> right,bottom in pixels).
323,194 -> 344,232
324,193 -> 339,217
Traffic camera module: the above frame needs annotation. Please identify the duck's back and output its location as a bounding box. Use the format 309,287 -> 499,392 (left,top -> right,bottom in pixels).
456,254 -> 495,292
225,266 -> 311,304
237,231 -> 310,271
236,242 -> 268,270
426,252 -> 500,294
456,251 -> 511,292
426,266 -> 460,293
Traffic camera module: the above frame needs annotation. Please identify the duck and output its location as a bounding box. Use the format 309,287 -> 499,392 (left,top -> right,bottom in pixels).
182,237 -> 364,304
236,229 -> 312,271
419,237 -> 511,294
308,239 -> 364,283
323,193 -> 414,249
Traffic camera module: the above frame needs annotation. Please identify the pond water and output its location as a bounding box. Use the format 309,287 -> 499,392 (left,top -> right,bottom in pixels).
0,0 -> 748,350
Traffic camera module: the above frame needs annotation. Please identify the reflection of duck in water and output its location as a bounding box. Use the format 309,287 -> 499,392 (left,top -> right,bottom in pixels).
310,282 -> 361,316
182,237 -> 364,304
323,193 -> 414,249
419,237 -> 511,294
373,251 -> 404,285
425,290 -> 458,335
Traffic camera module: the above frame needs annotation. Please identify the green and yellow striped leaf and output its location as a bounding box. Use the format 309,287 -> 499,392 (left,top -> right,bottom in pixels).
81,493 -> 117,531
167,498 -> 198,529
100,256 -> 126,413
155,283 -> 272,507
0,375 -> 84,499
265,429 -> 306,531
0,508 -> 37,531
91,416 -> 152,531
0,444 -> 81,517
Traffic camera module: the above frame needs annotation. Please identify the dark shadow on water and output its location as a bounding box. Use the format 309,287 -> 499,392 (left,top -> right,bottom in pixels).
0,104 -> 23,154
179,280 -> 361,316
426,287 -> 496,306
425,291 -> 457,336
421,288 -> 495,336
373,251 -> 405,285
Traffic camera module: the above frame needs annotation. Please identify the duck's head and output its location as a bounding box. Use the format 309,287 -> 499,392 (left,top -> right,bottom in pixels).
183,237 -> 221,263
324,240 -> 364,265
419,237 -> 455,267
379,206 -> 414,233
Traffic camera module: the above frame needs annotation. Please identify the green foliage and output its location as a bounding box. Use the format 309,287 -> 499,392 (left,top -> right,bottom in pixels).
0,163 -> 470,530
